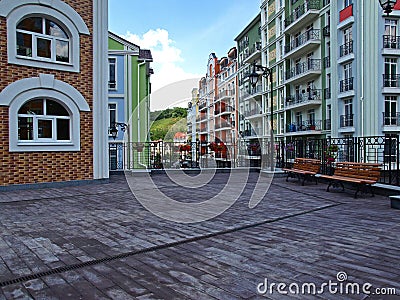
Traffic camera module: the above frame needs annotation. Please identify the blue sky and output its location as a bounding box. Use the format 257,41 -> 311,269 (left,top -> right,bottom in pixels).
109,0 -> 260,109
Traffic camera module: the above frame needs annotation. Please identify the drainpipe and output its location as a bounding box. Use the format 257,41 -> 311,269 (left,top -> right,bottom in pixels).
360,0 -> 364,138
138,61 -> 147,168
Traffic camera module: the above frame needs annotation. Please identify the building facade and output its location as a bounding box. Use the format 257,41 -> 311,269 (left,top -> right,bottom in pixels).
0,0 -> 109,186
108,32 -> 153,170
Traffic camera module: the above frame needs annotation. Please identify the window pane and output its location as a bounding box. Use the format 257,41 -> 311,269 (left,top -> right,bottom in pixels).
56,40 -> 69,62
18,117 -> 33,140
38,119 -> 52,139
16,32 -> 32,57
45,19 -> 68,38
18,99 -> 43,115
57,119 -> 70,140
37,38 -> 51,58
17,17 -> 42,33
46,100 -> 69,116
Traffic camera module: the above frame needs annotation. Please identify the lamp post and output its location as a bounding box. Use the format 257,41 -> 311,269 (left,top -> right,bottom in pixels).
378,0 -> 397,15
248,62 -> 274,172
110,122 -> 128,140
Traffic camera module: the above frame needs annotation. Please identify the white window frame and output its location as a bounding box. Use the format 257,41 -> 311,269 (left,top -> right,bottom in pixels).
108,57 -> 117,90
0,0 -> 89,73
0,74 -> 90,152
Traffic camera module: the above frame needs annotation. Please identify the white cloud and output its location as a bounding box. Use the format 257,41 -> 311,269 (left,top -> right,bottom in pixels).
122,29 -> 202,107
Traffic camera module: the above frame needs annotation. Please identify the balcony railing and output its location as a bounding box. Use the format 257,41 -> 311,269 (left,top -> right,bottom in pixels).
324,87 -> 331,99
243,108 -> 263,117
285,89 -> 322,106
285,0 -> 321,28
324,119 -> 331,130
215,121 -> 231,129
285,59 -> 321,80
216,89 -> 235,100
323,56 -> 331,68
241,128 -> 262,137
244,42 -> 262,60
285,29 -> 320,54
383,112 -> 400,126
286,120 -> 322,132
383,74 -> 400,88
339,77 -> 354,92
340,114 -> 354,127
383,35 -> 400,49
240,85 -> 263,99
339,41 -> 353,57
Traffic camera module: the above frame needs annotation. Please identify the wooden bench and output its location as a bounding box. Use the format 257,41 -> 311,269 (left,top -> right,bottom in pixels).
282,158 -> 320,186
319,162 -> 381,198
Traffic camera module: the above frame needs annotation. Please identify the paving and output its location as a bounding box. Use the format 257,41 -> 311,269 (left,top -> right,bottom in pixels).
0,171 -> 399,299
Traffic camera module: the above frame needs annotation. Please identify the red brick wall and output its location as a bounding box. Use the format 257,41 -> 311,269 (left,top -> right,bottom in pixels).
0,0 -> 95,186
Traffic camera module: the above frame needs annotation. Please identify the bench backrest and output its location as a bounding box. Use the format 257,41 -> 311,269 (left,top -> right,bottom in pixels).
333,162 -> 381,181
293,158 -> 320,173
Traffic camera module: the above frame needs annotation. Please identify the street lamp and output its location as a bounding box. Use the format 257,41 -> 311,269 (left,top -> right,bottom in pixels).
248,62 -> 274,172
110,122 -> 128,140
379,0 -> 397,15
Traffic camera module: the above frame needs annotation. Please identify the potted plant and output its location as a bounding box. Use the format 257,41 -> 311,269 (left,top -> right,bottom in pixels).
325,144 -> 339,175
179,144 -> 191,152
133,142 -> 144,152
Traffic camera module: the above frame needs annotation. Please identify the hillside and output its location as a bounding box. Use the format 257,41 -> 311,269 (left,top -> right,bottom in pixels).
150,107 -> 187,141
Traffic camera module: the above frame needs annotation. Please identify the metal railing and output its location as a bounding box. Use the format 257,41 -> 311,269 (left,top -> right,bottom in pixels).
383,35 -> 400,49
285,89 -> 322,106
285,0 -> 321,28
216,89 -> 235,100
285,29 -> 320,54
339,77 -> 354,92
276,136 -> 400,186
286,120 -> 322,132
285,59 -> 321,80
383,112 -> 400,126
323,56 -> 331,68
339,40 -> 353,57
383,74 -> 400,88
340,114 -> 354,127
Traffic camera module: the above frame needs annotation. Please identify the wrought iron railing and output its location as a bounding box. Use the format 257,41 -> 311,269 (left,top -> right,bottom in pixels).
285,89 -> 322,106
339,77 -> 354,92
383,35 -> 400,49
339,40 -> 353,57
286,120 -> 322,132
340,114 -> 354,127
285,29 -> 320,54
383,112 -> 400,126
285,0 -> 321,28
285,59 -> 321,80
383,74 -> 400,88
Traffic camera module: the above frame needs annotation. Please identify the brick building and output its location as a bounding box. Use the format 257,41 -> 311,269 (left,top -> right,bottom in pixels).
0,0 -> 109,187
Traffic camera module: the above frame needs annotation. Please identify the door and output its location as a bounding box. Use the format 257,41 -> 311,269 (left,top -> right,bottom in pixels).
385,58 -> 397,87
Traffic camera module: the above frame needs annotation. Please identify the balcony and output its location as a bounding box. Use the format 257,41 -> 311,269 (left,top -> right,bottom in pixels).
286,120 -> 322,134
284,0 -> 321,34
382,112 -> 400,132
216,89 -> 235,101
284,29 -> 321,59
215,121 -> 232,130
243,107 -> 263,118
241,127 -> 262,138
285,59 -> 321,84
199,102 -> 207,110
339,77 -> 354,93
340,114 -> 354,127
383,74 -> 400,94
285,89 -> 322,108
243,42 -> 262,64
338,41 -> 354,64
323,56 -> 331,68
383,35 -> 400,55
324,119 -> 331,131
240,85 -> 263,101
324,87 -> 331,99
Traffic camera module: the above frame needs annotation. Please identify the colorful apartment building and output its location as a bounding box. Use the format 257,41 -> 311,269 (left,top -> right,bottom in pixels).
196,50 -> 238,167
108,32 -> 153,170
0,0 -> 109,187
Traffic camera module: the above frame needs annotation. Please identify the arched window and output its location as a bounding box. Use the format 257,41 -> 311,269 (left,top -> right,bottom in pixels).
16,17 -> 70,63
18,99 -> 71,142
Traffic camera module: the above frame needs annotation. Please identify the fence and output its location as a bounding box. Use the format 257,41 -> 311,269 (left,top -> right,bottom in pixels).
110,136 -> 400,186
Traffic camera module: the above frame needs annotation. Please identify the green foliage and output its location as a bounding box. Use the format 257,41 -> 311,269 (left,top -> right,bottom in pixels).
150,107 -> 187,122
150,117 -> 187,141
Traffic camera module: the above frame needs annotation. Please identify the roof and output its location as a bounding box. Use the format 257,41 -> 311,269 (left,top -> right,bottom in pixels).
174,132 -> 187,139
139,49 -> 153,61
108,31 -> 140,51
